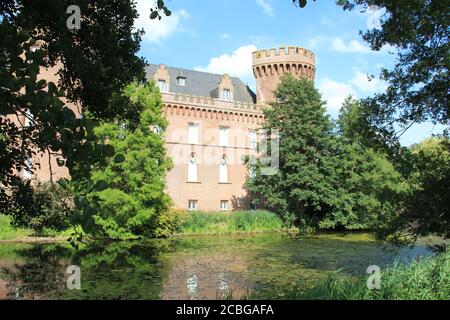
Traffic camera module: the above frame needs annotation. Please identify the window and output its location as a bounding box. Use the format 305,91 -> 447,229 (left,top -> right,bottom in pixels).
158,80 -> 167,93
22,156 -> 32,180
177,77 -> 186,86
188,123 -> 199,144
188,200 -> 198,211
248,166 -> 256,179
219,126 -> 229,147
219,155 -> 228,183
24,109 -> 33,127
249,129 -> 257,149
222,89 -> 231,101
220,200 -> 228,211
153,125 -> 162,134
188,153 -> 198,182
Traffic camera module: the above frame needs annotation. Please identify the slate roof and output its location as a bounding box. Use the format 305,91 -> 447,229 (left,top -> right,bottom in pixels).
145,64 -> 256,103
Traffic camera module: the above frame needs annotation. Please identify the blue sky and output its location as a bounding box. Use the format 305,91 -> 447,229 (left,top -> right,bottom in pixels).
134,0 -> 445,146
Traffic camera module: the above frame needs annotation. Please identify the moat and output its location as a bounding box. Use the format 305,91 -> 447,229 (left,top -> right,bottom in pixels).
0,233 -> 439,300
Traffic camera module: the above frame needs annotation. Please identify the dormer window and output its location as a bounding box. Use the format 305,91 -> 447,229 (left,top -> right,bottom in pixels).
158,79 -> 167,93
222,89 -> 231,101
177,77 -> 186,86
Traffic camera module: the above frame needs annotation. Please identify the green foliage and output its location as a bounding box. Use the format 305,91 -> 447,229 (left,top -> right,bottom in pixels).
85,81 -> 172,239
323,141 -> 407,230
2,182 -> 73,236
153,209 -> 184,238
178,210 -> 285,235
338,96 -> 414,174
150,0 -> 172,20
0,214 -> 31,240
247,75 -> 337,229
375,138 -> 450,242
326,97 -> 409,230
254,250 -> 450,300
292,0 -> 317,8
247,76 -> 404,231
1,1 -> 148,238
337,0 -> 449,146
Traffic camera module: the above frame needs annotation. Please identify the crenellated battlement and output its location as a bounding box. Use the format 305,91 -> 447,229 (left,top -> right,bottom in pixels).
252,45 -> 316,103
252,46 -> 315,62
162,92 -> 264,113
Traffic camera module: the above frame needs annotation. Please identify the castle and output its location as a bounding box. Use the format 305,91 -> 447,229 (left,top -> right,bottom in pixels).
20,46 -> 316,211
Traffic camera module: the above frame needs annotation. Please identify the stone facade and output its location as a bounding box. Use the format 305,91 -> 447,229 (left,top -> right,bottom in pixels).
17,46 -> 315,212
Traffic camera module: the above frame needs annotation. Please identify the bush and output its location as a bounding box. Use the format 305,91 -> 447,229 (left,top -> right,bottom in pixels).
4,181 -> 73,236
153,208 -> 186,238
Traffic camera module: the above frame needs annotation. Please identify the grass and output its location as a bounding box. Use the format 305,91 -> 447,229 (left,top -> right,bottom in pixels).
246,250 -> 450,300
177,210 -> 286,235
0,214 -> 31,241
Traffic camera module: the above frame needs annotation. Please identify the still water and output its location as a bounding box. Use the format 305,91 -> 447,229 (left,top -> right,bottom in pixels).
0,233 -> 437,299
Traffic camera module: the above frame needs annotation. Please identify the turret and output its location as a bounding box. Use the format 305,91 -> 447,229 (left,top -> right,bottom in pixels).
252,46 -> 316,103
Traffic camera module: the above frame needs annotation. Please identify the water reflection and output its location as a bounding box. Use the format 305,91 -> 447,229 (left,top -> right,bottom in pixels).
0,233 -> 439,300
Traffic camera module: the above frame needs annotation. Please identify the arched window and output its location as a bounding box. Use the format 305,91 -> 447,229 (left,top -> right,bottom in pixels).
188,153 -> 198,182
248,166 -> 256,179
219,155 -> 228,183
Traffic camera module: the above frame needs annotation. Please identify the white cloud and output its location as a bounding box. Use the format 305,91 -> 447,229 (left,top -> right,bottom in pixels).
350,71 -> 387,94
319,78 -> 356,114
134,0 -> 190,44
195,45 -> 257,82
331,38 -> 371,53
365,6 -> 384,30
319,70 -> 388,115
256,0 -> 274,17
221,33 -> 231,40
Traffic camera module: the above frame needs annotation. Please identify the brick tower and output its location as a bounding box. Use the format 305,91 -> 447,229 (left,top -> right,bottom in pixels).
252,46 -> 316,104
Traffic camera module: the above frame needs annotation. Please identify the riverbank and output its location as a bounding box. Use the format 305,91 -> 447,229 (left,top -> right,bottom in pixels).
0,215 -> 31,241
0,214 -> 67,243
247,249 -> 450,300
1,210 -> 286,242
174,210 -> 287,235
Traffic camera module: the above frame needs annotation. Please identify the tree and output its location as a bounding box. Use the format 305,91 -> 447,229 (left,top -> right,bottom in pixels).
85,81 -> 172,239
0,1 -> 146,229
247,75 -> 337,229
338,96 -> 414,175
292,0 -> 317,8
375,138 -> 450,243
336,0 -> 449,144
247,79 -> 406,231
333,1 -> 449,242
330,98 -> 408,231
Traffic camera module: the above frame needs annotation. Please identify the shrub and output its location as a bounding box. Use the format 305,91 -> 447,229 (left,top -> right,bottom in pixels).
4,181 -> 73,236
153,208 -> 186,238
